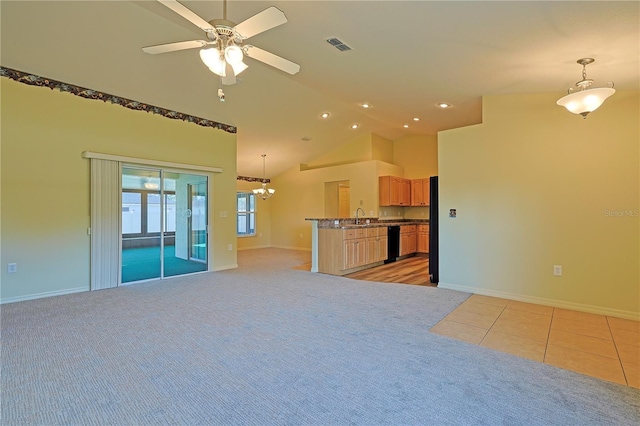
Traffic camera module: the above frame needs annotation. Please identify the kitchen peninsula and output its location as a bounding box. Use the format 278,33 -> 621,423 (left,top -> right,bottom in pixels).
306,218 -> 429,275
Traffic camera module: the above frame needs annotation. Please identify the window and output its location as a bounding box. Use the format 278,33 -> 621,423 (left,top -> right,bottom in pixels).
121,189 -> 176,236
237,192 -> 256,236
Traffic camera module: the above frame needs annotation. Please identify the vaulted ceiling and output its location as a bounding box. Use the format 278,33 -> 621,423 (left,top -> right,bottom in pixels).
2,1 -> 638,178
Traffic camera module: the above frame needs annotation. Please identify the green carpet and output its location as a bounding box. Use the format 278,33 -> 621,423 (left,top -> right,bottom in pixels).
122,245 -> 206,283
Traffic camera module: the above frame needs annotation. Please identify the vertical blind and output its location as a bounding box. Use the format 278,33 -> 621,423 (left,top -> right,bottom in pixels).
90,158 -> 121,290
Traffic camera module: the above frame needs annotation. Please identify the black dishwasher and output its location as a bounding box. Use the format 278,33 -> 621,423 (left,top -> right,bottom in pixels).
385,225 -> 400,263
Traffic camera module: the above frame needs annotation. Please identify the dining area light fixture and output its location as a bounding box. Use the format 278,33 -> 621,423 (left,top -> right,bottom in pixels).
556,58 -> 615,118
253,154 -> 275,200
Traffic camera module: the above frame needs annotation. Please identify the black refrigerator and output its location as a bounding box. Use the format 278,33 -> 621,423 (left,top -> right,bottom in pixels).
429,176 -> 439,284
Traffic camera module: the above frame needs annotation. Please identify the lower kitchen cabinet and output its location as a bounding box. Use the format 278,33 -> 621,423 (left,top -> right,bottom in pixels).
344,237 -> 366,270
318,226 -> 388,275
400,225 -> 417,256
417,224 -> 429,253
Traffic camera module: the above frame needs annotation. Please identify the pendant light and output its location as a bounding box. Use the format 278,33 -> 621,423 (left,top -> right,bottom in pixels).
252,154 -> 275,200
556,58 -> 615,118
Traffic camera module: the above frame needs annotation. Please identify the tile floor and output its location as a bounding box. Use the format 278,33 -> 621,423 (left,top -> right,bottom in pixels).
430,294 -> 639,388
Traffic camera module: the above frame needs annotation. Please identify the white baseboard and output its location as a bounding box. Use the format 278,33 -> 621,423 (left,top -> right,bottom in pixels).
213,263 -> 238,271
1,287 -> 87,305
438,282 -> 640,321
237,245 -> 271,251
269,245 -> 312,252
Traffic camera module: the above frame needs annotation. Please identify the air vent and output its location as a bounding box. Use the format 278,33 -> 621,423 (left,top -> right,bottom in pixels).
326,37 -> 352,52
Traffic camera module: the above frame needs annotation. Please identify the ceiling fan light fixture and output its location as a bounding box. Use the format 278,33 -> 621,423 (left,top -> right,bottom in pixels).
231,60 -> 248,76
224,45 -> 244,65
200,48 -> 226,76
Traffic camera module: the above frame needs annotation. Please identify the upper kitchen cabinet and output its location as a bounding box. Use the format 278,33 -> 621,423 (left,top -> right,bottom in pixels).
411,178 -> 430,206
379,176 -> 411,206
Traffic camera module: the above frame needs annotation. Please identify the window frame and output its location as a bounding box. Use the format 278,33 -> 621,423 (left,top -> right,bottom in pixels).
236,191 -> 257,237
122,188 -> 176,238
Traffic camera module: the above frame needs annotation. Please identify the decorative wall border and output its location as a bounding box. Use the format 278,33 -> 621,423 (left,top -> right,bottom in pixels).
0,66 -> 236,134
237,175 -> 270,184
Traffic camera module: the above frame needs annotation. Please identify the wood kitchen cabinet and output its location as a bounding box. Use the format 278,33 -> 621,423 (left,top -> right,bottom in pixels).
343,237 -> 366,270
411,178 -> 430,206
400,225 -> 417,256
365,227 -> 388,264
417,224 -> 429,253
379,176 -> 411,206
318,226 -> 387,275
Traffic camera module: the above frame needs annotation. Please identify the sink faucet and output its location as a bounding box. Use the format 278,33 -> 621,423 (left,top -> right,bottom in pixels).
355,207 -> 366,224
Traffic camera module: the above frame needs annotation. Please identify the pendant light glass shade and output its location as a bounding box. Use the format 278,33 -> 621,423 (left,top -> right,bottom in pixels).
557,58 -> 615,118
556,87 -> 615,117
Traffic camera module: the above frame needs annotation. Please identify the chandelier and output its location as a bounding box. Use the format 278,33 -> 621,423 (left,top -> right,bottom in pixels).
253,154 -> 275,200
556,58 -> 615,118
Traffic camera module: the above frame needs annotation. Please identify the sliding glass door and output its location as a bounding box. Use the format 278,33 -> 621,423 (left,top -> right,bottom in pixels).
163,173 -> 208,278
121,167 -> 208,283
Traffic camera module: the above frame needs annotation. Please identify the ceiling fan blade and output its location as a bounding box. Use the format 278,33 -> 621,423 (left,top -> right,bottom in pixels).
158,0 -> 215,33
233,6 -> 287,39
244,45 -> 300,75
142,40 -> 207,54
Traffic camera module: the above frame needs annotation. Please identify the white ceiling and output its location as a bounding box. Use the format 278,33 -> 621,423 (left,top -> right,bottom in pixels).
2,1 -> 638,178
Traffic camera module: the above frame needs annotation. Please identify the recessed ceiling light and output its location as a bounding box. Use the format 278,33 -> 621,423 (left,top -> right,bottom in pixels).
320,112 -> 330,119
403,124 -> 409,128
437,103 -> 452,109
351,123 -> 359,129
413,117 -> 420,121
360,103 -> 371,109
301,136 -> 312,142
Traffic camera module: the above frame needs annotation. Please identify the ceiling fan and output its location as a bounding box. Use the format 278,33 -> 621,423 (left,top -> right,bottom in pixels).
142,0 -> 300,86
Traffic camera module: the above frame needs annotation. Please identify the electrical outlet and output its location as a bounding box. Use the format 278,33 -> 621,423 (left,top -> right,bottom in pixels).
553,265 -> 563,277
299,233 -> 303,239
7,263 -> 17,274
259,232 -> 263,237
228,244 -> 233,251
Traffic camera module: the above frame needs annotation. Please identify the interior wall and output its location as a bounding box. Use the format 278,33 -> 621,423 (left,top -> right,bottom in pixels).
303,133 -> 372,169
270,161 -> 381,250
393,134 -> 438,179
0,79 -> 238,303
438,91 -> 639,318
393,134 -> 438,219
236,180 -> 272,250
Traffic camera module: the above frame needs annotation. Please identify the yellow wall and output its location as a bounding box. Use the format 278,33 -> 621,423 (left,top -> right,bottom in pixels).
303,133 -> 374,169
1,79 -> 238,302
236,180 -> 272,250
372,133 -> 394,163
270,161 -> 382,249
393,134 -> 438,179
438,91 -> 639,318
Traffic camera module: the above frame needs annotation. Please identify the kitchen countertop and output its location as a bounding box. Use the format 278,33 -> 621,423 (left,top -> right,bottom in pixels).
306,218 -> 429,229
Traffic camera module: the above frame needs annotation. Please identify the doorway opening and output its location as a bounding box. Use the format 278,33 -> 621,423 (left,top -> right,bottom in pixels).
324,180 -> 350,218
